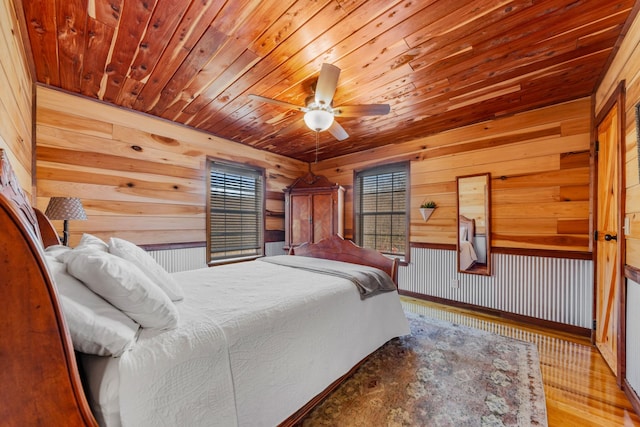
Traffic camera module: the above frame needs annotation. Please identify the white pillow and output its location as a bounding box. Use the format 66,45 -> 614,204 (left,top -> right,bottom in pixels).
109,237 -> 184,301
60,249 -> 179,330
45,244 -> 72,259
76,233 -> 109,252
46,256 -> 139,356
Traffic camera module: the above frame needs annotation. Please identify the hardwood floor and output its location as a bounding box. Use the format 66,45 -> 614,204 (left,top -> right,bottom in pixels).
400,296 -> 640,426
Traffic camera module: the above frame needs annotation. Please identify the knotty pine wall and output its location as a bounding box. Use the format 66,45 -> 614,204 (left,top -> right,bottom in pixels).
595,6 -> 640,401
312,97 -> 592,253
35,86 -> 307,247
311,98 -> 593,328
596,7 -> 640,272
0,0 -> 32,194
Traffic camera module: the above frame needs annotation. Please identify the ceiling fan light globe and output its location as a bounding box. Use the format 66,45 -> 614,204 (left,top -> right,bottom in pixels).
304,109 -> 333,132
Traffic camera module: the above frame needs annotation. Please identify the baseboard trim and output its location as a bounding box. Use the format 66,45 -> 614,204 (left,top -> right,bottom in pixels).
624,378 -> 640,418
399,290 -> 591,337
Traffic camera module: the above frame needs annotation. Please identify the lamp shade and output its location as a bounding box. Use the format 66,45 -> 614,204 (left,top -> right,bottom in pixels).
304,109 -> 333,132
45,197 -> 87,221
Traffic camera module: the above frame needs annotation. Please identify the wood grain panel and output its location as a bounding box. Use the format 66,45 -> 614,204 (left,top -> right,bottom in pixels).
35,87 -> 307,246
36,164 -> 202,194
14,0 -> 636,162
315,98 -> 592,252
55,0 -> 87,92
0,0 -> 32,194
35,197 -> 205,217
80,17 -> 114,98
597,6 -> 640,286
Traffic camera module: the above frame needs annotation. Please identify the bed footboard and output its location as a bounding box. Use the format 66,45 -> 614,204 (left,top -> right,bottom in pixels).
292,235 -> 399,286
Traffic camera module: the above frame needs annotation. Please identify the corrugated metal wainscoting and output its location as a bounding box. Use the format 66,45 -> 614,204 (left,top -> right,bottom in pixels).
627,279 -> 640,397
399,247 -> 593,328
147,246 -> 207,273
265,242 -> 286,256
147,242 -> 286,273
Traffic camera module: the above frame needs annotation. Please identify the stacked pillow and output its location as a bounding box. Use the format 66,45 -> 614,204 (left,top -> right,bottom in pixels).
46,234 -> 185,357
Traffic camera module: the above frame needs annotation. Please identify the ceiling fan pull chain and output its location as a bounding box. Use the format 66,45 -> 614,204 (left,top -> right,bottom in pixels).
315,131 -> 319,164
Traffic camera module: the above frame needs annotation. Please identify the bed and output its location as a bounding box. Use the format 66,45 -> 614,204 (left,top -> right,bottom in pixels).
0,148 -> 409,427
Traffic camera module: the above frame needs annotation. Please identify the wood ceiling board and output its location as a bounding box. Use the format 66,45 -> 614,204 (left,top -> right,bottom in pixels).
18,0 -> 637,162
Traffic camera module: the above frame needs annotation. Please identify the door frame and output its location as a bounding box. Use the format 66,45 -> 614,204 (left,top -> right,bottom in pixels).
593,81 -> 627,385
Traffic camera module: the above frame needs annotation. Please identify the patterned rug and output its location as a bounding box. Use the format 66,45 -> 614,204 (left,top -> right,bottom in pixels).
299,312 -> 547,427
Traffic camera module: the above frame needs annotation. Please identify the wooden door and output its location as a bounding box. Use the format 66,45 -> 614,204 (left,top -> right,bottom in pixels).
595,103 -> 621,376
312,193 -> 333,243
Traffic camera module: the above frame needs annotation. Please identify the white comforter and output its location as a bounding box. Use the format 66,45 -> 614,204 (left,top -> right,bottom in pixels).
81,257 -> 410,427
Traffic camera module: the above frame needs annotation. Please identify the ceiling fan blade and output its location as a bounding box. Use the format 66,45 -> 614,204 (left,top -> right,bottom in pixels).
333,104 -> 390,117
328,120 -> 349,141
248,94 -> 305,111
314,63 -> 340,107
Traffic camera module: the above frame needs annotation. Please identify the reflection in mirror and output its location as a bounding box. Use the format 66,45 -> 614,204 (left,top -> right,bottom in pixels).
457,173 -> 491,275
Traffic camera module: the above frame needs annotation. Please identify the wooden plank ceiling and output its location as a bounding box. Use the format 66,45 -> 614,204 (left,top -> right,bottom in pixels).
20,0 -> 636,163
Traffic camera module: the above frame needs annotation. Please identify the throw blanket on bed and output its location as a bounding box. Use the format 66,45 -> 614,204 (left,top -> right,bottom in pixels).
258,255 -> 396,299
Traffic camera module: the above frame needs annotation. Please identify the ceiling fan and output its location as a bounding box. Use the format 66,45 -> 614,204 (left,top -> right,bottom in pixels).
248,63 -> 390,141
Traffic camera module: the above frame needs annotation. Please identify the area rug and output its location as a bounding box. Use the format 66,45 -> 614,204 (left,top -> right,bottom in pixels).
299,312 -> 547,427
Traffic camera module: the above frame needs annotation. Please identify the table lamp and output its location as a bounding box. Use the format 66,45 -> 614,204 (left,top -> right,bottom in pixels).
44,197 -> 87,246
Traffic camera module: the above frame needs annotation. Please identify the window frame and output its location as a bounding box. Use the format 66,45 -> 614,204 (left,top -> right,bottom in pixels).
354,161 -> 410,263
206,158 -> 265,266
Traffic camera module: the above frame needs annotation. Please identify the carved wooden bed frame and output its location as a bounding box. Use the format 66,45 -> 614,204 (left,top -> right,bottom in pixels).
0,148 -> 399,426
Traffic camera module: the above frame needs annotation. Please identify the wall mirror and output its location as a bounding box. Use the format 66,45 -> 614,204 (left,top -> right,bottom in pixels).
457,173 -> 491,275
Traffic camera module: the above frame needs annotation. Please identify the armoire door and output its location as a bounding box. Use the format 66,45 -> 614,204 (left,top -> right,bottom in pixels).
311,193 -> 334,243
290,194 -> 311,246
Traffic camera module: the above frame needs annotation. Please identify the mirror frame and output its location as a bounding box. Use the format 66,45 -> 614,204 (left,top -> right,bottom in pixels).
456,173 -> 491,276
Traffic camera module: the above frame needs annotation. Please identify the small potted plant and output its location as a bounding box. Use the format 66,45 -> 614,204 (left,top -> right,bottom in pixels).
419,200 -> 437,221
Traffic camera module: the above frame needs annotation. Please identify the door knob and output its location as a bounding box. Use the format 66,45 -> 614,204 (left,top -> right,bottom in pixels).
604,233 -> 617,241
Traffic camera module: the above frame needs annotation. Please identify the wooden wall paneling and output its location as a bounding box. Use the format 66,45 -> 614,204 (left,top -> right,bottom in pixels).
37,107 -> 113,138
314,98 -> 592,253
34,197 -> 204,217
37,146 -> 203,181
0,0 -> 32,193
37,179 -> 204,205
35,86 -> 307,246
595,6 -> 640,113
0,9 -> 31,130
624,128 -> 640,190
628,238 -> 640,267
597,6 -> 640,290
38,126 -> 202,171
37,87 -> 306,177
315,98 -> 593,174
36,164 -> 202,197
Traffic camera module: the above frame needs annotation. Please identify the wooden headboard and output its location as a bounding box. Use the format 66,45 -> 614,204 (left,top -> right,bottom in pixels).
0,149 -> 97,426
292,235 -> 399,286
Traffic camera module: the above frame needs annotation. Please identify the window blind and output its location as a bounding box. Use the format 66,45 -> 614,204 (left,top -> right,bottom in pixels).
208,161 -> 264,262
355,163 -> 408,256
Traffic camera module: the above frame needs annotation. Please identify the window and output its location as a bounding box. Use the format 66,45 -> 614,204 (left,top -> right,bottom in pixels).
355,163 -> 409,259
207,160 -> 264,264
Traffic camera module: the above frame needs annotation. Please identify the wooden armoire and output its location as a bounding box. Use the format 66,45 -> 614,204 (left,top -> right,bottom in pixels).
284,172 -> 344,251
